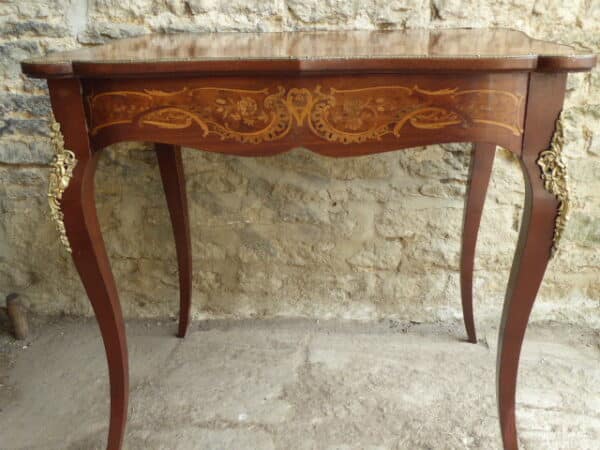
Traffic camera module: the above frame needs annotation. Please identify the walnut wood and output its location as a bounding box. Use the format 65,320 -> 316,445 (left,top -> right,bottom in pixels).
497,72 -> 567,450
21,29 -> 596,78
155,144 -> 192,338
461,143 -> 495,343
47,78 -> 129,449
22,30 -> 594,450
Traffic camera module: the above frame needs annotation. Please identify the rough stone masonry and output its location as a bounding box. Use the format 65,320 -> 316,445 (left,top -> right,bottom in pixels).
0,1 -> 598,326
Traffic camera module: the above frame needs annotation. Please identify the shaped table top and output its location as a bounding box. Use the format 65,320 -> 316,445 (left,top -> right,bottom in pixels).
22,28 -> 596,78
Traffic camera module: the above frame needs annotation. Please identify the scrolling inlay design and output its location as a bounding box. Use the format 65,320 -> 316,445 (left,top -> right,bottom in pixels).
536,117 -> 570,258
89,85 -> 524,143
48,118 -> 77,253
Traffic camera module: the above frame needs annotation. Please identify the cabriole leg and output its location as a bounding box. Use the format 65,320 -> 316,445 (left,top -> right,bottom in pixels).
497,72 -> 567,450
155,144 -> 192,338
461,142 -> 495,343
48,79 -> 128,450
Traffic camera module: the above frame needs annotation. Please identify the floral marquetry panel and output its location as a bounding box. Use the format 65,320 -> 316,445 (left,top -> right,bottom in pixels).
85,74 -> 528,155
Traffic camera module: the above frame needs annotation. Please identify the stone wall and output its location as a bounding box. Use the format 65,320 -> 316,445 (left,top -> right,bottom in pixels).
1,1 -> 598,326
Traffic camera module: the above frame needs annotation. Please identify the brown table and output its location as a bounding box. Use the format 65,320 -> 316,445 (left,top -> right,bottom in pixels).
21,29 -> 596,450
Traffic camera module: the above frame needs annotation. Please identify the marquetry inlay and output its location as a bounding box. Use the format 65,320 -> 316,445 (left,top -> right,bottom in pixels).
89,85 -> 524,144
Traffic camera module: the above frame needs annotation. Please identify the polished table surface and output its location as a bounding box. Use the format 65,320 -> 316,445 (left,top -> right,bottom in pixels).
21,29 -> 596,450
22,28 -> 595,76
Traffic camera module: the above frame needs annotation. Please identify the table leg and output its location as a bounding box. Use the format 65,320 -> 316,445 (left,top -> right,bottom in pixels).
461,143 -> 495,343
48,79 -> 129,450
497,73 -> 566,450
497,155 -> 558,449
155,144 -> 192,338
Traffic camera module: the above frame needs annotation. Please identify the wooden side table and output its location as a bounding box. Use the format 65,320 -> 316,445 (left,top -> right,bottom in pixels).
21,29 -> 596,450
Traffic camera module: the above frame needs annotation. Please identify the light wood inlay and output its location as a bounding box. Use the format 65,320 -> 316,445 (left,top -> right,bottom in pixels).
89,84 -> 524,144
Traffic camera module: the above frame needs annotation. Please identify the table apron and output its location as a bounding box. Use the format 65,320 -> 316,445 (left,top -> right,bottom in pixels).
83,73 -> 528,156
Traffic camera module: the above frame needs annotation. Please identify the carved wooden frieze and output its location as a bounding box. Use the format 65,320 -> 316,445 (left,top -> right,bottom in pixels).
88,85 -> 524,144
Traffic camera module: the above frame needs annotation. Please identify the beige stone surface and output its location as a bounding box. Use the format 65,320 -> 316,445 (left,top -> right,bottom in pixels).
0,317 -> 599,449
0,1 -> 598,325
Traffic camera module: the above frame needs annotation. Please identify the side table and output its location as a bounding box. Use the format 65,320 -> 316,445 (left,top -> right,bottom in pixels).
22,29 -> 596,450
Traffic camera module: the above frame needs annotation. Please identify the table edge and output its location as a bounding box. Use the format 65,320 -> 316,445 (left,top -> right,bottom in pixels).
21,53 -> 597,79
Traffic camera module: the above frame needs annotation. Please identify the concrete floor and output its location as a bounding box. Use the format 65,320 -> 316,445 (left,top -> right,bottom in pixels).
0,317 -> 598,450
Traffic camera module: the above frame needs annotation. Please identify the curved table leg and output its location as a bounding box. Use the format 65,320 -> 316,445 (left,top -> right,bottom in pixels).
497,73 -> 566,450
66,152 -> 129,449
461,143 -> 495,343
49,79 -> 129,450
497,156 -> 557,449
155,144 -> 192,338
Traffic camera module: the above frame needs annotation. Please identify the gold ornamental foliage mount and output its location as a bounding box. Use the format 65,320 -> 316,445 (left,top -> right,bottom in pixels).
48,117 -> 77,253
536,116 -> 570,258
89,84 -> 524,144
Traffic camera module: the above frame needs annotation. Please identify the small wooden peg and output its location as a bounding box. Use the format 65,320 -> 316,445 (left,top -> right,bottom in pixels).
6,293 -> 29,340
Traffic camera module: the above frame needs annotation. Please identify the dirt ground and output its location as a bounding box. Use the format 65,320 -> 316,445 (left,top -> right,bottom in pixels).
0,316 -> 598,450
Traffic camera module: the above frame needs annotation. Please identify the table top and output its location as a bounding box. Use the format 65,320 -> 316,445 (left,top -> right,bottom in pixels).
22,29 -> 596,78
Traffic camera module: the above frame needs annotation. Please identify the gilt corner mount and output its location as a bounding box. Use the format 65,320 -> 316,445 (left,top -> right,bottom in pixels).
536,115 -> 570,258
48,117 -> 77,253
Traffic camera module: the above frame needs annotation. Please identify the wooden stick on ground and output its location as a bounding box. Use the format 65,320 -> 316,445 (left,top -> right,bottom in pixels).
6,293 -> 28,340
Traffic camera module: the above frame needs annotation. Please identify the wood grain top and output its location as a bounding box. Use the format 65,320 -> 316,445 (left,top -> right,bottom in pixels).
22,29 -> 596,78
